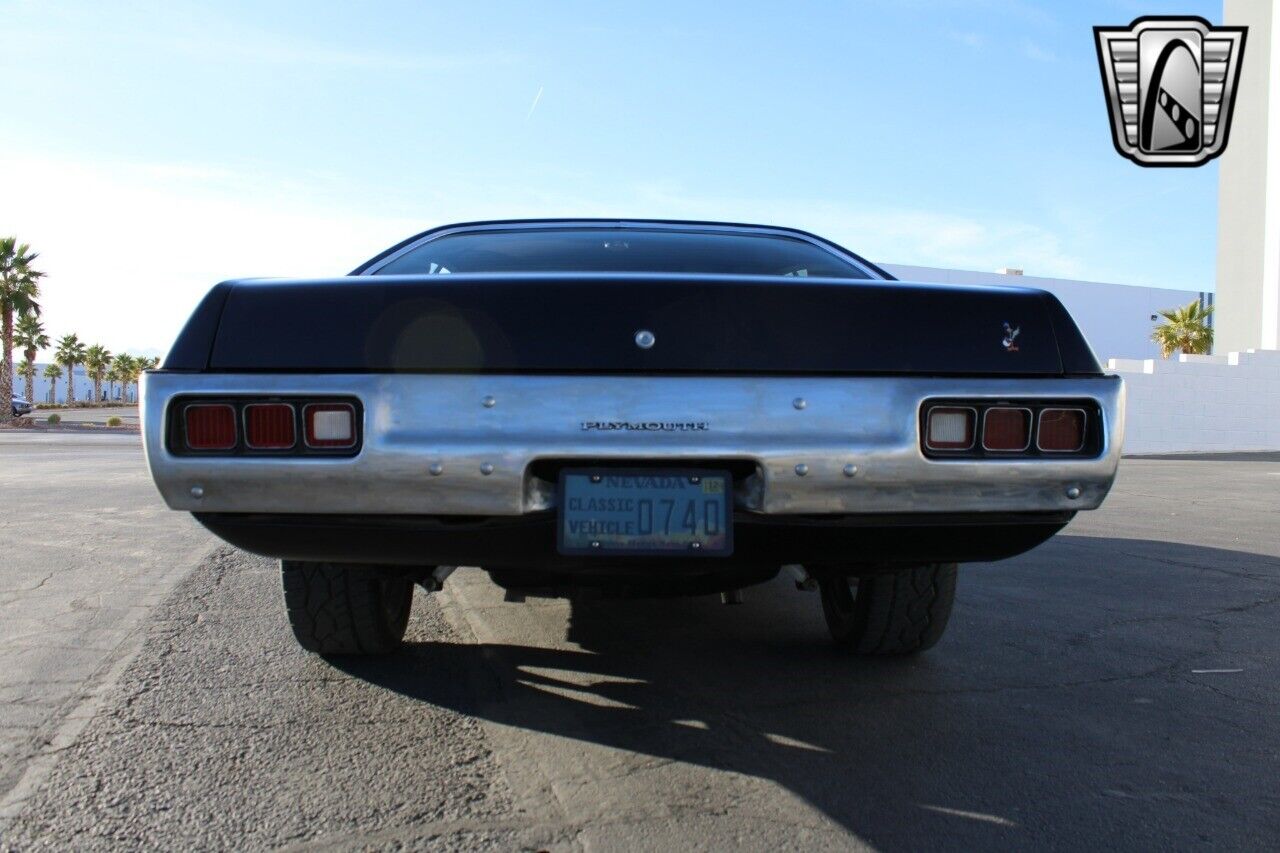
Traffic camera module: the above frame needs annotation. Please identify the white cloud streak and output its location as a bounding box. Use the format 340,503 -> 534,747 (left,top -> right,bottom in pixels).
4,3 -> 520,75
949,31 -> 986,49
156,33 -> 519,72
1021,40 -> 1057,63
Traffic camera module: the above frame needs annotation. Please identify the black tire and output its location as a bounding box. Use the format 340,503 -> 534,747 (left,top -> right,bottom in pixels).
281,560 -> 415,655
818,563 -> 958,655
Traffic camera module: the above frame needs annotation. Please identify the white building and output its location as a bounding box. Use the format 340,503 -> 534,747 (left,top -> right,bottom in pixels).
1217,0 -> 1280,352
880,264 -> 1205,361
877,264 -> 1280,454
17,365 -> 133,405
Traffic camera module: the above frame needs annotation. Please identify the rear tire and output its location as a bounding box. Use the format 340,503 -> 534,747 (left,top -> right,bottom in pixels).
281,560 -> 415,655
818,563 -> 957,655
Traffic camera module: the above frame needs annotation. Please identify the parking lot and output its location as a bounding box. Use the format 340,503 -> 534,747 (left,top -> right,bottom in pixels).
1,432 -> 1278,850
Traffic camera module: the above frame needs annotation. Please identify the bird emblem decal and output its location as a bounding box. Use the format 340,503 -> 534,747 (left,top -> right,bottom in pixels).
1002,322 -> 1021,352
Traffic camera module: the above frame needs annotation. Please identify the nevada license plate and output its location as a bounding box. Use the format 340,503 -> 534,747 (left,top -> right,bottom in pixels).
557,469 -> 733,556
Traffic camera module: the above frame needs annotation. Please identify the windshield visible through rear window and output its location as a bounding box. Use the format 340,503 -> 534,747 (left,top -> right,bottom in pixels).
370,228 -> 873,278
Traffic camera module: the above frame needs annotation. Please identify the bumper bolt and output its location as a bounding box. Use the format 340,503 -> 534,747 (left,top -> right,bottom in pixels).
480,463 -> 494,476
481,395 -> 496,408
189,485 -> 204,499
591,541 -> 601,549
843,463 -> 858,477
690,475 -> 701,484
428,463 -> 443,476
792,397 -> 807,410
691,542 -> 702,550
590,474 -> 602,483
1065,486 -> 1081,500
794,463 -> 809,477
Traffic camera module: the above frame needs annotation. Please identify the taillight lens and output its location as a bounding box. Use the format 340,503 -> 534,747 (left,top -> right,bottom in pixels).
244,403 -> 296,449
184,404 -> 237,450
925,407 -> 975,450
1038,408 -> 1086,452
982,407 -> 1031,451
304,403 -> 356,448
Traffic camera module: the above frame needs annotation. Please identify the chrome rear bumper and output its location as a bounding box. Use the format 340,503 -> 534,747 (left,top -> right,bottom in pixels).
142,372 -> 1124,516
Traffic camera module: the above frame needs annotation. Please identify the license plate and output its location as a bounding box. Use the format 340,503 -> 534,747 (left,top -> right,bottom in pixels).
557,469 -> 733,556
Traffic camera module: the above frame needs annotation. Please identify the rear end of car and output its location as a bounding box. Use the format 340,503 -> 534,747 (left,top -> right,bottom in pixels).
142,221 -> 1124,658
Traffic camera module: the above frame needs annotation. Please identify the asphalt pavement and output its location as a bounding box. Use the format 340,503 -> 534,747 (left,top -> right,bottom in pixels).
1,435 -> 1278,850
0,432 -> 212,829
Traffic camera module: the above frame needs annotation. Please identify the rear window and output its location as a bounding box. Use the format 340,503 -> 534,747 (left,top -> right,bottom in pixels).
370,228 -> 872,279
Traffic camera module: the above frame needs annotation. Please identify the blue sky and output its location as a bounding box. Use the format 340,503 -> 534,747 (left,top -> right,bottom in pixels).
0,0 -> 1224,357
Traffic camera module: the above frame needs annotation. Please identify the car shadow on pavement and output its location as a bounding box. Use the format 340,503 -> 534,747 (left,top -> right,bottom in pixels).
334,535 -> 1280,849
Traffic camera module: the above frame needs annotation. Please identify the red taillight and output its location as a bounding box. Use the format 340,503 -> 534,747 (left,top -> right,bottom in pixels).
1038,408 -> 1086,452
184,404 -> 236,450
925,407 -> 975,450
982,407 -> 1031,451
244,403 -> 296,449
304,403 -> 356,449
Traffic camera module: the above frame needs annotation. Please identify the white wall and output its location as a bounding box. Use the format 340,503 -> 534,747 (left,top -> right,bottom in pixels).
881,263 -> 1204,361
1217,0 -> 1280,352
1108,349 -> 1280,454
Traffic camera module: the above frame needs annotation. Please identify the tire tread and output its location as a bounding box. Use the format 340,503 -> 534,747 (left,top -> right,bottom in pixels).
281,561 -> 411,655
824,563 -> 957,655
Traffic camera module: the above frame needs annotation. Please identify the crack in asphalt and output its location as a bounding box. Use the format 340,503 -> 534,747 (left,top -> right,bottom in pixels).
1062,590 -> 1280,651
1107,546 -> 1280,580
0,572 -> 56,597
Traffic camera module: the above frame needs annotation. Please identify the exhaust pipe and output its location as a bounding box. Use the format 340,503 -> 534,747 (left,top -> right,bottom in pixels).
786,564 -> 817,591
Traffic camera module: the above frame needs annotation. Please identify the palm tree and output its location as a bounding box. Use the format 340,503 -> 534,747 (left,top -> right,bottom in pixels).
83,344 -> 113,403
129,355 -> 158,402
112,353 -> 137,403
16,357 -> 36,401
1152,299 -> 1214,358
0,237 -> 44,422
14,314 -> 48,407
105,362 -> 121,401
54,333 -> 87,405
42,363 -> 62,404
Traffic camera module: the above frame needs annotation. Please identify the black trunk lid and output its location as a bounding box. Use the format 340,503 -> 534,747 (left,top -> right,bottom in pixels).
169,273 -> 1098,375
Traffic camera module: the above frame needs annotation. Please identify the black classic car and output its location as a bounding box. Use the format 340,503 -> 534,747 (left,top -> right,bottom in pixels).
142,220 -> 1124,657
